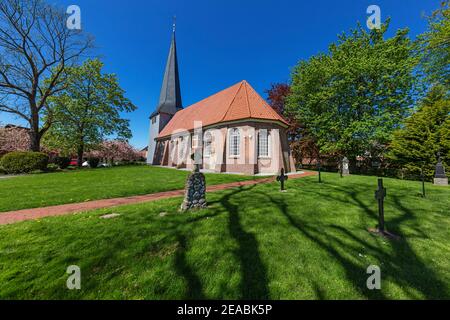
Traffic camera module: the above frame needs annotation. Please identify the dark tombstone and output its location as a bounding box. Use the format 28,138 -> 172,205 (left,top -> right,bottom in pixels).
374,178 -> 387,233
276,168 -> 288,192
342,157 -> 350,176
420,163 -> 426,198
434,152 -> 448,186
318,160 -> 322,183
180,152 -> 207,211
369,178 -> 399,239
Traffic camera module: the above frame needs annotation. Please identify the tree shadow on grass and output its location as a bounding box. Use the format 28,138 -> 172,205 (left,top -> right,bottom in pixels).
298,180 -> 429,240
78,209 -> 222,299
168,210 -> 226,299
383,195 -> 449,299
262,192 -> 387,299
174,233 -> 205,299
343,190 -> 446,298
263,178 -> 449,299
215,185 -> 270,299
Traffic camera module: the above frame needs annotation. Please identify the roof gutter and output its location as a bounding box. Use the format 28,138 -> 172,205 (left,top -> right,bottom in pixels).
156,118 -> 290,141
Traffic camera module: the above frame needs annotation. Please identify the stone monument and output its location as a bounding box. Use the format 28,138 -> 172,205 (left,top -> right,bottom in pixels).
181,153 -> 207,211
434,153 -> 448,186
341,157 -> 350,176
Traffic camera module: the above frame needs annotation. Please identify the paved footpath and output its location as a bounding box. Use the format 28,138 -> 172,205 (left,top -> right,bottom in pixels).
0,171 -> 316,225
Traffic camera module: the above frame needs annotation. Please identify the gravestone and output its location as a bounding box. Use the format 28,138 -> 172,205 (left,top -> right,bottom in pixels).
181,154 -> 207,211
317,160 -> 322,183
420,164 -> 426,198
368,178 -> 399,239
374,178 -> 387,233
434,153 -> 448,186
341,157 -> 350,176
276,168 -> 288,192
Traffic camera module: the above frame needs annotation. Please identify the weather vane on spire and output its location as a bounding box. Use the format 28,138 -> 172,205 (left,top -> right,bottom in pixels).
172,15 -> 176,33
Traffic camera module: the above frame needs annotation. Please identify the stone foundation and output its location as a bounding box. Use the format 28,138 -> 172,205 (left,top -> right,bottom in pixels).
434,178 -> 449,186
181,172 -> 207,211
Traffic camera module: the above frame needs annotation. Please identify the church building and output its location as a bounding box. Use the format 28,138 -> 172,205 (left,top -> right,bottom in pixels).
147,28 -> 295,175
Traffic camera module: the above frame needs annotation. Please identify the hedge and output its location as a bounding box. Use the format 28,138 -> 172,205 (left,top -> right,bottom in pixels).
0,151 -> 49,174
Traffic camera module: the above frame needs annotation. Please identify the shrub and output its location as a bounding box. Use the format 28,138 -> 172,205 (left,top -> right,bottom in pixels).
88,157 -> 100,168
46,163 -> 59,172
54,156 -> 71,169
0,151 -> 49,174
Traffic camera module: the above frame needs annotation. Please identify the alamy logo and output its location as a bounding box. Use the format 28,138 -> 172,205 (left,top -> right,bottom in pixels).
366,265 -> 381,290
366,5 -> 381,30
66,265 -> 81,290
66,5 -> 81,30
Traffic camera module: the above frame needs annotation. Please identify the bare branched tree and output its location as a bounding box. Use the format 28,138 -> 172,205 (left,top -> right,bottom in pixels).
0,0 -> 93,151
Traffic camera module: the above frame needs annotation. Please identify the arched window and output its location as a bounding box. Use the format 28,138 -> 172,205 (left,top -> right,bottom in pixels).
178,137 -> 186,160
229,128 -> 240,157
204,132 -> 213,157
258,129 -> 269,157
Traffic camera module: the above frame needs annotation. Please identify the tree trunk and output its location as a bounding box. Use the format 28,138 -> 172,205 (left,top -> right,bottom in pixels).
77,144 -> 84,168
29,107 -> 41,152
29,131 -> 41,152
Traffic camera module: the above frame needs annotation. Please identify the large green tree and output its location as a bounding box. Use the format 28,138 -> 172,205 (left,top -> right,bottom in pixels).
0,0 -> 93,151
418,1 -> 450,91
287,22 -> 419,166
44,59 -> 136,166
388,86 -> 450,180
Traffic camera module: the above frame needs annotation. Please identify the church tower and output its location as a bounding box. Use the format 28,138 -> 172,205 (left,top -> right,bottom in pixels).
147,23 -> 182,164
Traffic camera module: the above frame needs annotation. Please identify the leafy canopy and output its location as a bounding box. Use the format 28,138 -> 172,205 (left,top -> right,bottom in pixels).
44,59 -> 136,157
417,1 -> 450,91
388,86 -> 450,179
287,22 -> 419,160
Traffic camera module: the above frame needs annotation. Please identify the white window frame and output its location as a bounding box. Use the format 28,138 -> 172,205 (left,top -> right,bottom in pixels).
204,132 -> 213,157
258,129 -> 270,158
229,128 -> 240,158
178,137 -> 186,160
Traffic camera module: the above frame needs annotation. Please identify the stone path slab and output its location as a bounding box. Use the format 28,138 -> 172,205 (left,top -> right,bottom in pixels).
0,171 -> 316,225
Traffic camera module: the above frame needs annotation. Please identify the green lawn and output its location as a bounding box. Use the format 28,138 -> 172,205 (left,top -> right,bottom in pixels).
0,173 -> 449,299
0,166 -> 262,212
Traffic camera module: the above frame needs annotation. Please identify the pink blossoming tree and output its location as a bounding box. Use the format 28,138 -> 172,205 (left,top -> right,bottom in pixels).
87,140 -> 142,164
0,126 -> 30,156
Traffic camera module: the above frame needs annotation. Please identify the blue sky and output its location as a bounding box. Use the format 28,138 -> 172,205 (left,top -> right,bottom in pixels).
1,0 -> 441,148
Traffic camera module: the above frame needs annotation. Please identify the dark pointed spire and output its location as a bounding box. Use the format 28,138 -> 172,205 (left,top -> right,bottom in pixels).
154,20 -> 182,117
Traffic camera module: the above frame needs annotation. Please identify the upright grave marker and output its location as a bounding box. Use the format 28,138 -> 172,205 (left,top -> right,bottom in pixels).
375,178 -> 386,232
434,152 -> 448,186
369,178 -> 399,239
341,157 -> 350,177
318,159 -> 322,183
276,168 -> 288,192
420,163 -> 426,198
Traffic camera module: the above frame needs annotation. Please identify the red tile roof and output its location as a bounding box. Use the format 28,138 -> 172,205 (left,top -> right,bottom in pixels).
158,80 -> 288,139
